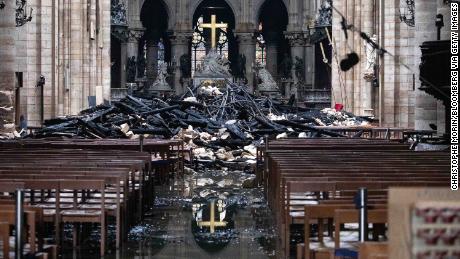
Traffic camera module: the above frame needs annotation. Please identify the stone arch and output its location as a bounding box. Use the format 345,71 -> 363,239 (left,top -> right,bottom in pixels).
140,0 -> 174,30
253,0 -> 289,26
190,0 -> 239,26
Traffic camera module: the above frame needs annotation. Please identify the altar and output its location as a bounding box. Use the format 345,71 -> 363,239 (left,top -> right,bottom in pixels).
192,15 -> 233,88
193,48 -> 233,88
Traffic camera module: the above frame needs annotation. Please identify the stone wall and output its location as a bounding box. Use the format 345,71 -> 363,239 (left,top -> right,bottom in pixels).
0,1 -> 16,133
331,0 -> 449,132
0,0 -> 111,128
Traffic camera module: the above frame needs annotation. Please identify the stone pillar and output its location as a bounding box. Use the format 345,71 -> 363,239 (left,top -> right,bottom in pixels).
120,41 -> 128,88
304,43 -> 314,89
289,36 -> 305,82
146,38 -> 159,87
127,29 -> 144,59
414,0 -> 438,130
170,33 -> 190,95
236,32 -> 256,92
286,33 -> 305,98
127,28 -> 145,89
264,32 -> 279,80
360,0 -> 375,117
0,3 -> 16,133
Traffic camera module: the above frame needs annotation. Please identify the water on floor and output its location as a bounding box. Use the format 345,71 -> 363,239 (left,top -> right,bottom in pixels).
62,163 -> 278,259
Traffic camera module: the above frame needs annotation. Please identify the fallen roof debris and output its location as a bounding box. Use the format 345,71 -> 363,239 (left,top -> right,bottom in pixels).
25,82 -> 371,163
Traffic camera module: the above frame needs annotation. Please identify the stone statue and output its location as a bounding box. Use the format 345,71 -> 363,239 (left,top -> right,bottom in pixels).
236,54 -> 246,79
364,34 -> 378,81
294,56 -> 305,82
137,55 -> 146,78
151,62 -> 171,90
195,49 -> 232,77
257,65 -> 278,91
179,54 -> 191,79
280,53 -> 292,79
126,56 -> 137,83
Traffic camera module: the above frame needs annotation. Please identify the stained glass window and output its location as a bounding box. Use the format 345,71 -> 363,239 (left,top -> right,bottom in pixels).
191,16 -> 206,77
256,23 -> 266,66
157,39 -> 165,74
191,16 -> 229,76
216,28 -> 228,58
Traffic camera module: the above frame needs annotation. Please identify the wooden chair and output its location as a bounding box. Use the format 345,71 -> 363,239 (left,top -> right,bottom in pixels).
0,222 -> 9,259
333,209 -> 388,259
57,179 -> 107,256
358,242 -> 388,259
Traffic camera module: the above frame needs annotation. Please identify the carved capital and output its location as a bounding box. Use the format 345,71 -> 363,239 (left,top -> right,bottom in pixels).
127,27 -> 145,42
169,32 -> 192,45
111,24 -> 129,42
284,32 -> 308,47
236,32 -> 256,45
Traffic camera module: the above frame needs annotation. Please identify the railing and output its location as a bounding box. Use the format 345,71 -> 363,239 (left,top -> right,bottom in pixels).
302,88 -> 332,109
111,88 -> 130,102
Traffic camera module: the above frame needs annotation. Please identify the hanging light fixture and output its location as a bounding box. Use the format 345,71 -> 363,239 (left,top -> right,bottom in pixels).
399,0 -> 415,27
16,0 -> 33,27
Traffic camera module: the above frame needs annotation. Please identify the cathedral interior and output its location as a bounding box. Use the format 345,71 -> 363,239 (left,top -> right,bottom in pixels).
0,0 -> 457,259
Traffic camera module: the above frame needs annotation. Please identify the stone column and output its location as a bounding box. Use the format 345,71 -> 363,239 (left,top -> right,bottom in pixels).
127,28 -> 144,60
304,43 -> 314,89
120,41 -> 128,88
236,32 -> 256,92
264,32 -> 279,79
414,0 -> 438,130
0,3 -> 16,133
170,33 -> 191,95
289,34 -> 305,81
146,38 -> 159,87
286,33 -> 306,98
127,28 -> 145,90
360,0 -> 375,117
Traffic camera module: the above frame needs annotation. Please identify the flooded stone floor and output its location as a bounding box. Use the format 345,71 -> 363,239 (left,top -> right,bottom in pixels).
62,164 -> 278,259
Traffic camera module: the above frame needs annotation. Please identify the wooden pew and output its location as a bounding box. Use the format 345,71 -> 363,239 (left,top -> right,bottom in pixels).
261,138 -> 449,259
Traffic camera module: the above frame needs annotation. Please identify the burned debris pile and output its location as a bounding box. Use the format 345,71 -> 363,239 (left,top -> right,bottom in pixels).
30,83 -> 370,161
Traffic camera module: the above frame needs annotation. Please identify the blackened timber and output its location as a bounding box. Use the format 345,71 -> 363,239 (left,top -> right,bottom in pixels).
76,119 -> 108,138
254,116 -> 284,131
131,128 -> 170,136
171,100 -> 206,109
182,119 -> 209,128
102,117 -> 136,127
225,123 -> 246,140
140,105 -> 181,116
84,107 -> 116,122
126,95 -> 155,111
251,129 -> 285,135
278,120 -> 346,138
115,101 -> 139,114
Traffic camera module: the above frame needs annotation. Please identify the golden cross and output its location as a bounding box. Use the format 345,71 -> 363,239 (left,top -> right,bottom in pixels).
199,15 -> 228,49
196,200 -> 227,233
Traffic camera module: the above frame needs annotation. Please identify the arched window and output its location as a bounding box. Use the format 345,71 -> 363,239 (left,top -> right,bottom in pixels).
191,16 -> 230,76
157,38 -> 165,73
256,23 -> 266,66
216,28 -> 229,58
191,16 -> 206,77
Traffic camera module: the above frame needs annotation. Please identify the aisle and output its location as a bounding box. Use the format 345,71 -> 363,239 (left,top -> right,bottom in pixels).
123,166 -> 278,259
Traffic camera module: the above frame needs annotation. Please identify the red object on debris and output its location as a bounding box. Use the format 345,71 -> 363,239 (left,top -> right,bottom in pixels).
335,103 -> 344,111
